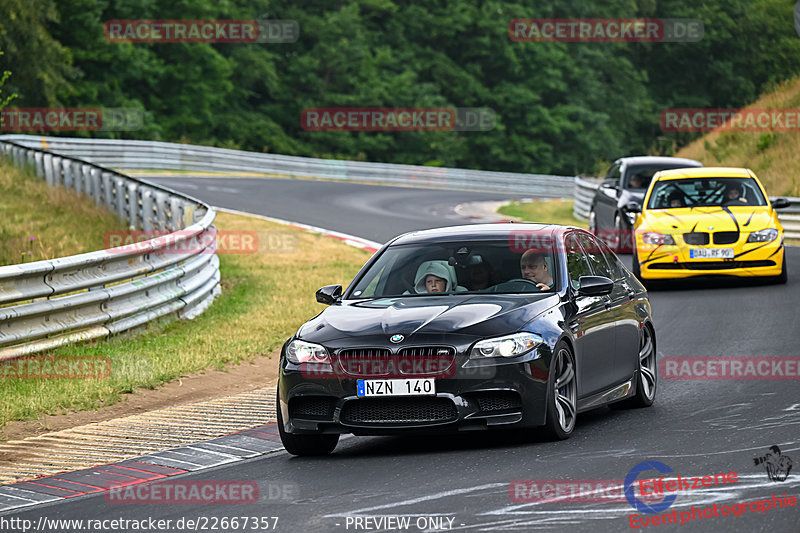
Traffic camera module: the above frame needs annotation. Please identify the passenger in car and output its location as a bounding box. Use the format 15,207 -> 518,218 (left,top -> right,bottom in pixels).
412,260 -> 467,294
465,257 -> 494,291
520,251 -> 554,291
668,191 -> 685,208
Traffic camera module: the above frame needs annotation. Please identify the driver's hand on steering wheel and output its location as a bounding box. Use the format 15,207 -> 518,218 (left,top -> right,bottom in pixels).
535,283 -> 550,291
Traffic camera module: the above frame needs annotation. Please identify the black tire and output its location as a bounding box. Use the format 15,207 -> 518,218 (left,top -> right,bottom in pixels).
775,254 -> 788,284
631,250 -> 650,289
632,251 -> 642,280
611,325 -> 657,409
277,391 -> 339,456
543,343 -> 577,440
614,213 -> 633,253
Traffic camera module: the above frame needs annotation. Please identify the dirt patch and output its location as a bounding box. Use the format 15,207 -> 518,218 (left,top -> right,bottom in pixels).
1,350 -> 280,442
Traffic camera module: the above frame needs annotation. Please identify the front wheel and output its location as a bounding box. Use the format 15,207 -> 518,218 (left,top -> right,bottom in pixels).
277,391 -> 339,456
588,208 -> 598,235
774,254 -> 788,284
543,343 -> 577,440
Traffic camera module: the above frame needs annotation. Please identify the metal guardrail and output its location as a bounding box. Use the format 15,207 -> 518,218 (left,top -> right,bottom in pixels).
0,140 -> 221,360
0,135 -> 576,198
572,177 -> 800,240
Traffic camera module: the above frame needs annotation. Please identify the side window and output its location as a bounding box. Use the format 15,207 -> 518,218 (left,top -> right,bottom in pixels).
604,163 -> 621,187
565,234 -> 593,290
358,264 -> 386,297
595,238 -> 624,280
578,234 -> 615,279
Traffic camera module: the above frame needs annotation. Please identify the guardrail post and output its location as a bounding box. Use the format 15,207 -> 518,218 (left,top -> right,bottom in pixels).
127,182 -> 140,229
141,187 -> 155,231
91,168 -> 102,206
82,165 -> 93,198
113,176 -> 127,223
154,191 -> 170,230
55,157 -> 67,186
102,171 -> 114,208
43,154 -> 55,185
34,152 -> 44,178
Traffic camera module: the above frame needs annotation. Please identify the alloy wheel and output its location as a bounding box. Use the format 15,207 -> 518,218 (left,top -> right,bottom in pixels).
638,327 -> 656,401
553,347 -> 577,433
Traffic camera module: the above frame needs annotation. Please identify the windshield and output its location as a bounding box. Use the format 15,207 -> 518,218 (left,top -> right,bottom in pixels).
646,177 -> 767,209
348,241 -> 559,298
624,164 -> 700,190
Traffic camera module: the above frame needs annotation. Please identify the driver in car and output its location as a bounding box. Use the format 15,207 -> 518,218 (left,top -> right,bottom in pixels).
520,250 -> 554,291
723,183 -> 748,205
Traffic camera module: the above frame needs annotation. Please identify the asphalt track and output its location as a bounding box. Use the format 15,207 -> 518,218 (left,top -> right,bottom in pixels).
5,176 -> 799,532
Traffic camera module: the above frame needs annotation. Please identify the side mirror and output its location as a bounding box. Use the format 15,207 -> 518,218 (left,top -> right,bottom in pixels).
577,276 -> 614,297
771,198 -> 791,210
624,202 -> 641,213
316,284 -> 343,305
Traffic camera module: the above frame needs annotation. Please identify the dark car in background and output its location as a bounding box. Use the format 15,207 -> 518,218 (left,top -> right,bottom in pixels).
589,156 -> 703,252
277,224 -> 657,456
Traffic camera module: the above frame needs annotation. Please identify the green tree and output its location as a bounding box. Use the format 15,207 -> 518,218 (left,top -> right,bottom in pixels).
0,50 -> 18,111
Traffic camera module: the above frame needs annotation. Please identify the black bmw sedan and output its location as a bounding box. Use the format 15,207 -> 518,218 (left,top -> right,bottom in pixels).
277,224 -> 657,455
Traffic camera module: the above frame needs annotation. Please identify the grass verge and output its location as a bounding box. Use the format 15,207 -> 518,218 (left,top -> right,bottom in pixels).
676,76 -> 800,197
0,159 -> 127,266
498,198 -> 588,228
0,211 -> 370,431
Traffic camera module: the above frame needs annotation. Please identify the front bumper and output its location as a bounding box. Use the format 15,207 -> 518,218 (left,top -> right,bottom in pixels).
635,236 -> 784,280
278,349 -> 551,435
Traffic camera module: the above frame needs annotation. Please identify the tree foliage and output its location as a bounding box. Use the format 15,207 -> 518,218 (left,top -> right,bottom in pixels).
1,0 -> 799,174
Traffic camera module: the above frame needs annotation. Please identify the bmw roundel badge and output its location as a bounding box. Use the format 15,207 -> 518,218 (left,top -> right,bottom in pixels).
390,334 -> 404,343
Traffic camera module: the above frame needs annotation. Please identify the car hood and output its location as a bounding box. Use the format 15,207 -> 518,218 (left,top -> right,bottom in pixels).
297,294 -> 558,343
640,205 -> 777,234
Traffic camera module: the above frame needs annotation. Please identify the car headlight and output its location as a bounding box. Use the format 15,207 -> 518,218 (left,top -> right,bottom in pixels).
626,212 -> 637,225
641,232 -> 676,246
286,340 -> 330,364
470,332 -> 542,359
747,229 -> 779,243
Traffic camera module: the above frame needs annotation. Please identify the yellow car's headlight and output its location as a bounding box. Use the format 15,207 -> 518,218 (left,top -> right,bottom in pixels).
641,232 -> 676,246
746,229 -> 779,243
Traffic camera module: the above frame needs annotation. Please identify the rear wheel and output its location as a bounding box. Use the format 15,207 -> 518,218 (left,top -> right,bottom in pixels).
612,325 -> 657,409
543,343 -> 577,440
277,391 -> 339,456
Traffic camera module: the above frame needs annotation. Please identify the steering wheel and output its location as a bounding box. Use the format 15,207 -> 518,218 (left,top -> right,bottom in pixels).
494,278 -> 546,292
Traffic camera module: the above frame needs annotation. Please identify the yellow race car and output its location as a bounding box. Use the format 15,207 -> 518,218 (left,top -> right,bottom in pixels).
627,167 -> 789,284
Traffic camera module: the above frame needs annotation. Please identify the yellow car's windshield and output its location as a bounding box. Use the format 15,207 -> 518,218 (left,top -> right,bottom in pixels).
647,177 -> 767,209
